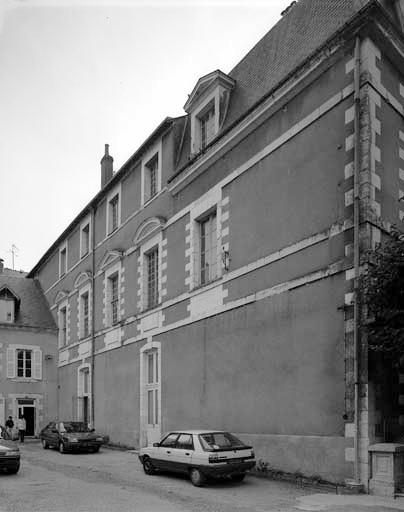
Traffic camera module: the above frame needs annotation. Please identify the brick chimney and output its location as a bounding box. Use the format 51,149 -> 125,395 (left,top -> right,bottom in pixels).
0,258 -> 3,273
101,144 -> 113,188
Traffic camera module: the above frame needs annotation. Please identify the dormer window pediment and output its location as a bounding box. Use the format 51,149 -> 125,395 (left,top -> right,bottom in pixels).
184,70 -> 235,155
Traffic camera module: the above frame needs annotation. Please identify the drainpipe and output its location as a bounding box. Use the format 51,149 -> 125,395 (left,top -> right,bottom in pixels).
353,35 -> 361,485
91,205 -> 97,427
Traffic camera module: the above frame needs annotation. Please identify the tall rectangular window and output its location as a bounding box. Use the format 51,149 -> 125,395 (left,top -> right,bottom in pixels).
17,349 -> 32,378
109,195 -> 119,234
81,292 -> 89,338
146,248 -> 159,309
81,223 -> 90,257
145,154 -> 159,202
199,106 -> 215,149
109,274 -> 119,325
59,307 -> 67,347
59,247 -> 67,277
199,211 -> 217,285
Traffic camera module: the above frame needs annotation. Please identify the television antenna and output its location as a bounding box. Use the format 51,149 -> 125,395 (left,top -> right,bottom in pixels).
8,244 -> 19,270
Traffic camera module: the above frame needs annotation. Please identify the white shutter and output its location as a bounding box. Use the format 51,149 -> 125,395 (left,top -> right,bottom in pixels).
6,348 -> 16,378
33,349 -> 42,380
0,397 -> 5,425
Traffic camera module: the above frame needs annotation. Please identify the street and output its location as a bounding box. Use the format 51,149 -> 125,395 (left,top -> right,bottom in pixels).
2,440 -> 404,512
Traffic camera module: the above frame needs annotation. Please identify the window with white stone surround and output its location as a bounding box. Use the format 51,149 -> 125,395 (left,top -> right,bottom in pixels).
139,233 -> 163,311
186,188 -> 222,290
103,260 -> 122,327
78,284 -> 91,339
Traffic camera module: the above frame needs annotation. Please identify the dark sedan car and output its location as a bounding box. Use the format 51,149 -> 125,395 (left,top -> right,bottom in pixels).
39,421 -> 106,454
0,425 -> 20,474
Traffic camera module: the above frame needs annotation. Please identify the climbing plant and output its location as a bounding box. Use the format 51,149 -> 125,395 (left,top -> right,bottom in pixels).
361,228 -> 404,356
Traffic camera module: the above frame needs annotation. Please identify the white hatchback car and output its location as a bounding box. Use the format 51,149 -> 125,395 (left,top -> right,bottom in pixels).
138,430 -> 255,486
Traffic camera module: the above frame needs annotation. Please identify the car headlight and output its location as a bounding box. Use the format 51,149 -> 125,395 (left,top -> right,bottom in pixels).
96,437 -> 103,442
5,450 -> 19,456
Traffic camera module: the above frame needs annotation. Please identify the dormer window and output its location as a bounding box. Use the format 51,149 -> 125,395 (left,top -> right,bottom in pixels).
184,70 -> 235,155
199,102 -> 215,149
0,286 -> 20,323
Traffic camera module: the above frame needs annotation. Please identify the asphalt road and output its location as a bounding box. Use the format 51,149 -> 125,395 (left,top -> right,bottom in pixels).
1,440 -> 404,512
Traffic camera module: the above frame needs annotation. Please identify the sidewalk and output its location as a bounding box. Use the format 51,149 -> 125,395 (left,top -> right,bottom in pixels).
295,493 -> 404,511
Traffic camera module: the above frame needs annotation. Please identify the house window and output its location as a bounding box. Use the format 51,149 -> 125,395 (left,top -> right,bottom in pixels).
17,349 -> 32,378
147,350 -> 159,425
199,211 -> 217,285
198,104 -> 215,149
145,154 -> 158,202
108,273 -> 119,325
59,306 -> 67,347
0,293 -> 15,323
6,346 -> 42,380
81,223 -> 90,257
146,247 -> 159,309
108,194 -> 119,234
80,292 -> 89,338
59,246 -> 67,277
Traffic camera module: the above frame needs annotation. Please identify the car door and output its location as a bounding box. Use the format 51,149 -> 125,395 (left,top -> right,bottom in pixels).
169,433 -> 194,474
154,433 -> 179,470
46,422 -> 60,447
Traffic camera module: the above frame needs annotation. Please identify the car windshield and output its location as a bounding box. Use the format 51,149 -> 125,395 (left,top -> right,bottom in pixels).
198,432 -> 246,451
59,422 -> 91,433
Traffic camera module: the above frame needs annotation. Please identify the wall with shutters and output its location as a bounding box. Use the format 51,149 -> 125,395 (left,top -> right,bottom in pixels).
0,327 -> 57,431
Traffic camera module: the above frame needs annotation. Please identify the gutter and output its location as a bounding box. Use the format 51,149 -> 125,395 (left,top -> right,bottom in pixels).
353,35 -> 361,485
91,205 -> 96,428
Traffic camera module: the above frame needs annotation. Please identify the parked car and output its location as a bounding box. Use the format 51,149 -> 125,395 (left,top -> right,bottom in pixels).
138,430 -> 255,487
39,421 -> 106,454
0,425 -> 20,474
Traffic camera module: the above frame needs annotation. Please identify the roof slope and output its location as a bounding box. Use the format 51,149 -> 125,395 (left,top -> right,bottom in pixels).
0,274 -> 56,330
224,0 -> 371,128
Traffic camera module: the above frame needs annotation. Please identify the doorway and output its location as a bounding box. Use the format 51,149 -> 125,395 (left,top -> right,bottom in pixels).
140,341 -> 161,447
17,399 -> 35,436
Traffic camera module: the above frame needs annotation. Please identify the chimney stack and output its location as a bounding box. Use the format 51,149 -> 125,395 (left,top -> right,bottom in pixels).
101,144 -> 113,188
0,258 -> 4,274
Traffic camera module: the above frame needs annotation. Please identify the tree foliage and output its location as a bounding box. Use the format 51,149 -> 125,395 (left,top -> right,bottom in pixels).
361,228 -> 404,356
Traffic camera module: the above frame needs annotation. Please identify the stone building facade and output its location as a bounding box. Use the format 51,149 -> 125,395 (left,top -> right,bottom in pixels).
28,0 -> 404,486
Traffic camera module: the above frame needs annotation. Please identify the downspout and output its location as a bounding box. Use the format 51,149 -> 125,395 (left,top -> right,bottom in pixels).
91,206 -> 97,427
353,35 -> 361,485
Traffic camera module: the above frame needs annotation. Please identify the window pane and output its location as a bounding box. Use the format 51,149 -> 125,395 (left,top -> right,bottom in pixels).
199,212 -> 217,285
147,390 -> 154,425
154,389 -> 158,425
110,274 -> 119,324
148,353 -> 154,384
147,249 -> 158,309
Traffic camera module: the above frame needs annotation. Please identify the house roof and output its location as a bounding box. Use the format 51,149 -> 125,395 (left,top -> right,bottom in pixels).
0,272 -> 56,330
173,0 -> 375,173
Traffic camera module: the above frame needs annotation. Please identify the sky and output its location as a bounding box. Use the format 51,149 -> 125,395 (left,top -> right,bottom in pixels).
0,0 -> 290,272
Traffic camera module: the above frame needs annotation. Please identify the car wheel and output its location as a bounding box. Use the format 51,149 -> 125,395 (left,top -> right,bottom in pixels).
7,466 -> 19,474
189,467 -> 206,487
142,457 -> 156,475
59,442 -> 66,454
231,473 -> 246,482
92,446 -> 100,453
41,439 -> 49,449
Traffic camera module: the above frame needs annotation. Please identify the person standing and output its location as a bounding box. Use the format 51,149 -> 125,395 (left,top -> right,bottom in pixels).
5,416 -> 14,438
17,416 -> 26,443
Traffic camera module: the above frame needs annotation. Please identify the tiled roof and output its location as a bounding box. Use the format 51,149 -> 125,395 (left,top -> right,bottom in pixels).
223,0 -> 371,129
0,273 -> 56,330
174,0 -> 373,173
